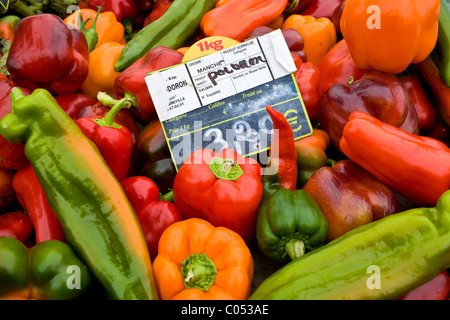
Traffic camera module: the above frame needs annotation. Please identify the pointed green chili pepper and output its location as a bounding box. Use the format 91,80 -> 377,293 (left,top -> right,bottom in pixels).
250,189 -> 450,300
0,88 -> 158,300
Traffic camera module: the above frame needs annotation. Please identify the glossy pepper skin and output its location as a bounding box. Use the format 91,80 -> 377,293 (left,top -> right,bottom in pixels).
340,111 -> 450,206
121,176 -> 182,261
143,0 -> 173,27
301,0 -> 345,20
320,70 -> 419,152
398,270 -> 450,300
7,14 -> 90,96
282,14 -> 337,65
136,120 -> 177,193
318,39 -> 367,96
340,0 -> 440,74
0,88 -> 158,300
173,148 -> 262,244
64,9 -> 126,49
401,75 -> 437,131
54,93 -> 98,120
0,237 -> 91,300
295,129 -> 334,188
201,0 -> 288,42
256,189 -> 328,265
13,165 -> 66,244
87,0 -> 142,22
153,218 -> 254,300
250,189 -> 450,300
115,0 -> 217,72
284,0 -> 312,15
80,42 -> 125,99
294,59 -> 321,120
115,46 -> 184,122
0,212 -> 33,244
262,106 -> 298,203
303,159 -> 401,241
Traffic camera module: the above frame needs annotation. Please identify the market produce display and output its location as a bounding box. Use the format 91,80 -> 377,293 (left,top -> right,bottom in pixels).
0,0 -> 449,302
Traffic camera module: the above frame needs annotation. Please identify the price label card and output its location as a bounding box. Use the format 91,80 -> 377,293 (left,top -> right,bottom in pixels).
145,29 -> 313,170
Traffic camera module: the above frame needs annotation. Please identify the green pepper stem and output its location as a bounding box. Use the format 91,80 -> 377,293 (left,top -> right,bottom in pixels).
209,157 -> 244,181
181,252 -> 217,292
159,190 -> 174,202
326,158 -> 337,167
97,91 -> 139,111
285,239 -> 305,261
78,6 -> 100,52
92,95 -> 131,129
10,87 -> 25,105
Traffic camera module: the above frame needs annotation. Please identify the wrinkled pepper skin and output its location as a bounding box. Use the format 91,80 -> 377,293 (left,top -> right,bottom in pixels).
0,212 -> 33,244
115,46 -> 184,122
153,218 -> 254,300
201,0 -> 288,42
173,148 -> 262,244
250,189 -> 450,300
13,165 -> 66,243
7,14 -> 90,96
340,111 -> 450,206
115,0 -> 217,72
340,0 -> 440,74
303,159 -> 401,241
256,188 -> 328,265
0,88 -> 158,300
0,237 -> 91,300
121,176 -> 182,261
320,70 -> 419,152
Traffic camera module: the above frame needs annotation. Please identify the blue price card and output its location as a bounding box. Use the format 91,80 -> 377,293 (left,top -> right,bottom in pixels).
145,30 -> 313,171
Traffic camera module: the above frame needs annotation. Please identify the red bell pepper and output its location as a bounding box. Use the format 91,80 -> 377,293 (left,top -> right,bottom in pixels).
340,111 -> 450,205
121,175 -> 182,261
114,45 -> 184,123
284,0 -> 312,15
0,211 -> 33,244
13,165 -> 65,243
75,95 -> 134,182
301,0 -> 345,20
143,0 -> 173,27
0,167 -> 15,214
54,93 -> 98,120
398,270 -> 450,300
318,39 -> 367,96
401,75 -> 437,131
295,60 -> 321,120
6,14 -> 90,95
320,70 -> 420,152
173,148 -> 263,244
87,0 -> 142,22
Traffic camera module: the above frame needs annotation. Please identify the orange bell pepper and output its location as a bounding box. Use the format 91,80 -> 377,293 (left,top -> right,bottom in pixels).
64,8 -> 126,49
153,218 -> 254,300
340,0 -> 440,74
282,15 -> 337,65
80,42 -> 125,99
200,0 -> 288,42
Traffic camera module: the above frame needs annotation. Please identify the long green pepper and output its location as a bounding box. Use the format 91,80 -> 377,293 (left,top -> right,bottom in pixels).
114,0 -> 218,72
250,189 -> 450,300
0,88 -> 159,300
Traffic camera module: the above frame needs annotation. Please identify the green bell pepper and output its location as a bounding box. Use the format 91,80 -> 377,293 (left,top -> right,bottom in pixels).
0,88 -> 158,300
436,0 -> 450,87
250,189 -> 450,300
114,0 -> 218,72
256,189 -> 328,265
0,236 -> 91,300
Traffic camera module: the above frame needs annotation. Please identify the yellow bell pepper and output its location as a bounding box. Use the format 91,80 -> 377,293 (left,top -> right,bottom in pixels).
64,9 -> 126,49
80,42 -> 125,98
282,15 -> 337,65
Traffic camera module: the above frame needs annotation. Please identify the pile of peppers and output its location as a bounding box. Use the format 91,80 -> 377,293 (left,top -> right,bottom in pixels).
0,0 -> 450,302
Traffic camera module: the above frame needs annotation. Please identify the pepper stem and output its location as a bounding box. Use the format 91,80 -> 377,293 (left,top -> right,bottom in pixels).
78,6 -> 100,52
93,93 -> 132,128
159,190 -> 174,202
285,239 -> 305,261
209,157 -> 244,181
181,252 -> 217,291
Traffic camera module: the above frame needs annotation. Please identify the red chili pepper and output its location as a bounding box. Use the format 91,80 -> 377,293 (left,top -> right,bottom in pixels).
398,270 -> 450,300
75,95 -> 134,182
13,165 -> 65,243
143,0 -> 173,27
0,211 -> 34,244
114,46 -> 184,123
121,176 -> 182,261
54,93 -> 98,120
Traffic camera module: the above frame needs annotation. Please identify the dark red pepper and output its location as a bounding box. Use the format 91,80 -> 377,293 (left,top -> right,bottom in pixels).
114,45 -> 184,123
87,0 -> 142,22
143,0 -> 173,27
121,176 -> 182,261
284,0 -> 312,15
54,93 -> 98,120
301,0 -> 345,20
13,164 -> 65,243
0,211 -> 34,244
75,95 -> 134,182
7,14 -> 90,95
